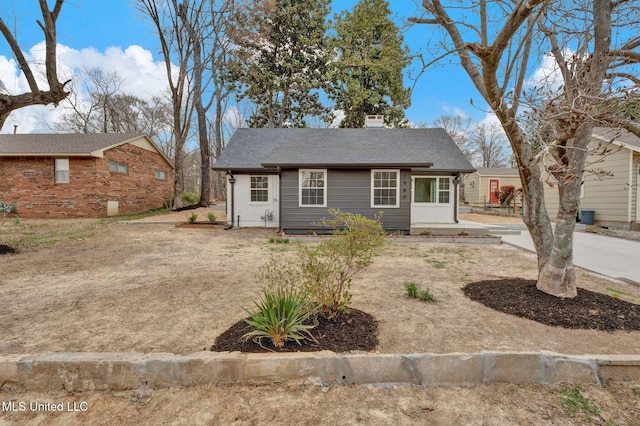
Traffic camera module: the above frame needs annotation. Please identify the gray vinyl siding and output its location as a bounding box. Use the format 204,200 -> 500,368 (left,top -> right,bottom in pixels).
545,143 -> 633,225
280,169 -> 411,232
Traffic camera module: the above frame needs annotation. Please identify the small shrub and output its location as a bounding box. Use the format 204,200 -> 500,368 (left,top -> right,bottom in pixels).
187,212 -> 198,223
243,286 -> 316,349
0,200 -> 15,214
182,191 -> 200,205
207,212 -> 217,223
268,237 -> 290,244
495,185 -> 516,206
419,288 -> 437,302
403,281 -> 437,302
259,209 -> 385,320
404,281 -> 419,298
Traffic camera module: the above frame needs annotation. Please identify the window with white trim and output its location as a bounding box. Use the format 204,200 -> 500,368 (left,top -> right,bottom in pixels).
299,170 -> 326,207
413,177 -> 451,204
371,170 -> 400,207
154,170 -> 167,180
54,158 -> 69,183
109,160 -> 128,174
250,176 -> 269,203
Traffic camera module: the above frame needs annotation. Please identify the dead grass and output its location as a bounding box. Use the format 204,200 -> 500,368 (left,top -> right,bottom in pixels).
1,218 -> 640,424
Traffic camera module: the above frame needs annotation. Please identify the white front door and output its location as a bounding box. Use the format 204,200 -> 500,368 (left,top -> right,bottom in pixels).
410,176 -> 454,224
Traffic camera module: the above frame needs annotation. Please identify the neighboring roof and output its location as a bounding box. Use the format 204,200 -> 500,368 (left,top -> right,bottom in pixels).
470,167 -> 519,177
0,133 -> 173,167
213,128 -> 475,173
592,127 -> 640,153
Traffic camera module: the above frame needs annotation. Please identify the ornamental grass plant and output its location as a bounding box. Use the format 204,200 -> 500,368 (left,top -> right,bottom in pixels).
242,285 -> 316,349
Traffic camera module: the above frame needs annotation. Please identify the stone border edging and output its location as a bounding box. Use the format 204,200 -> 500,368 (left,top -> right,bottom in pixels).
2,351 -> 639,391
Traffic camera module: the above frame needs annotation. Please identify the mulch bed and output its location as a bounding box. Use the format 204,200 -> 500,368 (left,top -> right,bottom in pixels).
211,308 -> 378,353
463,278 -> 640,331
0,244 -> 18,255
211,279 -> 640,354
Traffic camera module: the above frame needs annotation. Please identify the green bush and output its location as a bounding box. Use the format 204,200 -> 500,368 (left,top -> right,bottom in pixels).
259,209 -> 385,320
404,281 -> 419,298
207,212 -> 217,223
182,191 -> 200,205
187,212 -> 198,223
404,281 -> 437,302
419,288 -> 437,302
242,286 -> 316,349
268,237 -> 290,244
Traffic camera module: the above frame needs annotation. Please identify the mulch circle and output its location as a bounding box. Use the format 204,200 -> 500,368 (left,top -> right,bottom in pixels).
211,308 -> 378,353
0,244 -> 18,255
463,278 -> 640,331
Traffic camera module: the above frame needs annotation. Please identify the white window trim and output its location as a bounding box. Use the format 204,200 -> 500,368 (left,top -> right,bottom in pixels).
250,175 -> 270,205
371,169 -> 400,208
299,169 -> 327,207
413,176 -> 453,205
54,158 -> 69,183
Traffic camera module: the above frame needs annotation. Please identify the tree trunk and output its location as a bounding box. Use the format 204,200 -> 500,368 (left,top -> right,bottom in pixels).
197,106 -> 211,207
173,141 -> 185,210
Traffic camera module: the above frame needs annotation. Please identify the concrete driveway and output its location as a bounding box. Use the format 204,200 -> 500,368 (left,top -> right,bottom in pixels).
501,228 -> 640,285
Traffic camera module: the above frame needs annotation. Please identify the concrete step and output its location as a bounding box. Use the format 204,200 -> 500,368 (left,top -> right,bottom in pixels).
410,221 -> 490,237
487,228 -> 522,235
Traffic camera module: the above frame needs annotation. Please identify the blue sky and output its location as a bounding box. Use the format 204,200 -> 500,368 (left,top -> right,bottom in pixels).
0,0 -> 492,133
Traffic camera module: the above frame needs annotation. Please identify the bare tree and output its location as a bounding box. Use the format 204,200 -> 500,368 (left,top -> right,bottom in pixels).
431,114 -> 477,161
0,0 -> 69,130
138,0 -> 195,210
56,68 -> 174,146
412,1 -> 640,297
471,122 -> 510,168
178,0 -> 237,206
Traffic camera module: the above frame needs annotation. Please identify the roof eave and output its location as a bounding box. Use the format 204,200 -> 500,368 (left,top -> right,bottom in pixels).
260,162 -> 435,169
0,152 -> 95,157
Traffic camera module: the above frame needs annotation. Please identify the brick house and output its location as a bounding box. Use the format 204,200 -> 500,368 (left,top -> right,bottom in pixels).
0,133 -> 173,218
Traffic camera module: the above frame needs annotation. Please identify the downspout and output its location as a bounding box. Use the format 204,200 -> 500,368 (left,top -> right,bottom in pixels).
453,173 -> 461,224
277,166 -> 282,233
227,171 -> 236,228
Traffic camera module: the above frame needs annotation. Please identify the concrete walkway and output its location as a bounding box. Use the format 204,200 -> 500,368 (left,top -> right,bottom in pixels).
500,227 -> 640,285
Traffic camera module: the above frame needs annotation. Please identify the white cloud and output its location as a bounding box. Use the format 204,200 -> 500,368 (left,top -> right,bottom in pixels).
0,42 -> 171,133
478,112 -> 502,128
441,104 -> 468,118
524,51 -> 568,95
223,106 -> 245,129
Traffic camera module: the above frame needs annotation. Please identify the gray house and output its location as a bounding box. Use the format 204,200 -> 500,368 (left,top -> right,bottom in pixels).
213,127 -> 475,234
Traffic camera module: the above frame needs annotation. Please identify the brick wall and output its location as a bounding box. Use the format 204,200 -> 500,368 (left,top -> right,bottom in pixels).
0,143 -> 173,218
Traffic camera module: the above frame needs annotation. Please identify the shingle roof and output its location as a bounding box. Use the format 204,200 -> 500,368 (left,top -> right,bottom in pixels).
593,127 -> 640,152
473,167 -> 519,176
0,133 -> 146,156
213,128 -> 475,172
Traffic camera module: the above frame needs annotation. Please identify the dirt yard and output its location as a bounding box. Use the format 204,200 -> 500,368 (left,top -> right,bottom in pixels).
1,214 -> 640,424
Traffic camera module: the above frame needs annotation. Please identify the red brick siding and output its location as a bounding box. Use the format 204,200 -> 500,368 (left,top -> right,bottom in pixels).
0,143 -> 173,218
